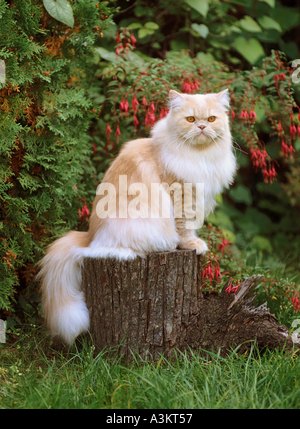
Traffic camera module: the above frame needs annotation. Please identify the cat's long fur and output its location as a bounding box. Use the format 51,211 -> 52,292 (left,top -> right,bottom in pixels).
38,89 -> 237,344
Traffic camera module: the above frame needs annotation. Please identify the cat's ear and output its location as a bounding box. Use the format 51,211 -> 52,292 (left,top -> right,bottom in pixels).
216,89 -> 230,110
169,90 -> 185,109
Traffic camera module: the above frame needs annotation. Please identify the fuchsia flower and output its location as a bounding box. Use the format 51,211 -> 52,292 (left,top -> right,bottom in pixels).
78,204 -> 90,221
292,295 -> 300,312
277,120 -> 283,133
263,165 -> 277,183
115,125 -> 121,143
124,98 -> 129,116
214,265 -> 222,279
290,123 -> 297,140
249,109 -> 257,122
181,80 -> 192,94
132,96 -> 139,112
231,109 -> 236,120
145,109 -> 156,128
106,123 -> 112,137
73,184 -> 78,191
225,281 -> 240,294
218,238 -> 231,254
120,98 -> 125,112
142,94 -> 147,108
225,281 -> 232,294
131,32 -> 137,48
150,101 -> 155,112
250,147 -> 268,171
281,140 -> 295,158
133,113 -> 139,131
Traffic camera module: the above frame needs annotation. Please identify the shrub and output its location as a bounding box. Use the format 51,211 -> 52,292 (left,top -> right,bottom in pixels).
0,0 -> 114,315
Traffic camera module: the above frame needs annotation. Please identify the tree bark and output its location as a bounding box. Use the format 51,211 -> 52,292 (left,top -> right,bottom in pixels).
81,249 -> 296,360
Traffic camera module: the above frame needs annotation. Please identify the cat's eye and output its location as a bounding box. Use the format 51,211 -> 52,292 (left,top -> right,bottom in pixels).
186,116 -> 195,123
207,116 -> 216,122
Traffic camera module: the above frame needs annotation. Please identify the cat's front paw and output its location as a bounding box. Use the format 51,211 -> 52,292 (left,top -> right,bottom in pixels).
178,238 -> 208,255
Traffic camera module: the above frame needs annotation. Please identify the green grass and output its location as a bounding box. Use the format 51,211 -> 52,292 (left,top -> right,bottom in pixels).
1,326 -> 300,409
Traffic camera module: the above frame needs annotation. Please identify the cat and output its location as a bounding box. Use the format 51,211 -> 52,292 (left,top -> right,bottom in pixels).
37,89 -> 237,344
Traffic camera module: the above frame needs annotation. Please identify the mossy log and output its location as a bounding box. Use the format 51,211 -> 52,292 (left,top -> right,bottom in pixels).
81,249 -> 295,360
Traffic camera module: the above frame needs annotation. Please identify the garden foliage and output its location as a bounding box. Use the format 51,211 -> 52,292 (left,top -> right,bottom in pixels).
0,0 -> 114,313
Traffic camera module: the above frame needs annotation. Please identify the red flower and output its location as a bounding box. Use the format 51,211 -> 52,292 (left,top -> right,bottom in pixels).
281,140 -> 289,158
142,94 -> 147,108
73,184 -> 78,191
150,101 -> 155,112
181,80 -> 192,94
115,125 -> 121,143
131,32 -> 137,48
133,113 -> 139,131
231,109 -> 236,120
218,238 -> 231,253
106,123 -> 112,142
124,98 -> 129,116
159,109 -> 165,119
277,121 -> 283,133
78,204 -> 90,221
225,281 -> 232,294
290,123 -> 297,140
249,109 -> 257,122
214,265 -> 222,279
120,98 -> 125,113
231,284 -> 240,294
132,96 -> 139,112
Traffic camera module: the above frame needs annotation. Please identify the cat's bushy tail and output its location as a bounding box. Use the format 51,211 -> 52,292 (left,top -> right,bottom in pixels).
37,231 -> 90,344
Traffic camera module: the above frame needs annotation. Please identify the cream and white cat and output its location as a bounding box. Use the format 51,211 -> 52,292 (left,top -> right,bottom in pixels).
38,89 -> 237,344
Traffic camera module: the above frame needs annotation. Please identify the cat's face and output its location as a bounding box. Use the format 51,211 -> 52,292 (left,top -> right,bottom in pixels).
167,90 -> 230,147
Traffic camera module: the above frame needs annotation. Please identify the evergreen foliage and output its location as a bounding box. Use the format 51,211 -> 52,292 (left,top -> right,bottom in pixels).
0,0 -> 114,313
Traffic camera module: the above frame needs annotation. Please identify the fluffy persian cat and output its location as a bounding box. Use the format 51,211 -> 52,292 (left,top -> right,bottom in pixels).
38,89 -> 237,344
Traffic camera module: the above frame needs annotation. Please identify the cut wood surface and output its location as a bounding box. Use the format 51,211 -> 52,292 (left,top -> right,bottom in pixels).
81,249 -> 296,360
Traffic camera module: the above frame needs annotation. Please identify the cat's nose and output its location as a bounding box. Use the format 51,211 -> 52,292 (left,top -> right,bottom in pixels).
199,125 -> 206,130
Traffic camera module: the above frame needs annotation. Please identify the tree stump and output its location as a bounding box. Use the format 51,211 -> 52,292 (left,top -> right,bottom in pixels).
81,249 -> 295,360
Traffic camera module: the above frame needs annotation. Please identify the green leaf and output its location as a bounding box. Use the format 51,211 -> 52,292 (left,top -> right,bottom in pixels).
238,16 -> 262,32
234,36 -> 265,64
144,22 -> 159,30
138,28 -> 153,39
43,0 -> 74,28
196,52 -> 215,63
184,0 -> 209,18
94,47 -> 116,63
259,0 -> 275,7
191,23 -> 209,38
258,16 -> 282,32
128,22 -> 143,30
229,184 -> 252,205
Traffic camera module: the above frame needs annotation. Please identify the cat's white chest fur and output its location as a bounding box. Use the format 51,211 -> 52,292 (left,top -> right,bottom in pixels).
158,143 -> 236,214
